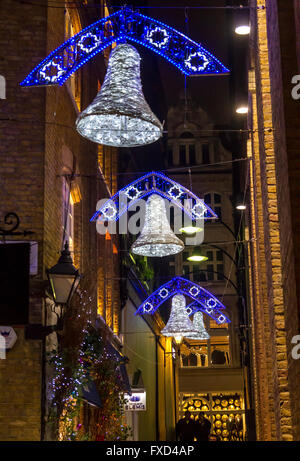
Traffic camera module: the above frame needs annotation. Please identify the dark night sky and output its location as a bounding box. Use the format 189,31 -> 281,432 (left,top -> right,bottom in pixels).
148,0 -> 232,125
113,0 -> 249,174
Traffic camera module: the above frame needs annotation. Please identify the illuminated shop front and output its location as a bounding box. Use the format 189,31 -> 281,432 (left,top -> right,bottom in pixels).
179,392 -> 245,441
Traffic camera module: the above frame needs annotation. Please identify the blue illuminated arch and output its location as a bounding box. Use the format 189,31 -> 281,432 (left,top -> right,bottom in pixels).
135,276 -> 230,325
20,8 -> 229,87
185,301 -> 230,325
90,171 -> 217,222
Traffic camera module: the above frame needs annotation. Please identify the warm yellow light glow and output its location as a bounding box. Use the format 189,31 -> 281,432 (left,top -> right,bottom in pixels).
179,226 -> 203,235
236,204 -> 246,210
187,255 -> 208,262
235,25 -> 250,35
174,335 -> 183,344
236,106 -> 248,114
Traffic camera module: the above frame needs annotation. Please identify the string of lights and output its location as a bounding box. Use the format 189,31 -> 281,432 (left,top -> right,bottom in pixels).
220,158 -> 250,303
0,117 -> 274,135
11,1 -> 265,11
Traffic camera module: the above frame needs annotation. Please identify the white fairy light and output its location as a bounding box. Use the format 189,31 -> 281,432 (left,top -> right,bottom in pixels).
76,43 -> 163,147
185,311 -> 210,340
131,193 -> 184,257
77,32 -> 101,53
40,61 -> 65,83
146,27 -> 169,48
161,294 -> 198,343
185,51 -> 209,72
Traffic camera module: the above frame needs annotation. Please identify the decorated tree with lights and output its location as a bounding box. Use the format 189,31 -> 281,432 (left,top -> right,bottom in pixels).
47,284 -> 131,441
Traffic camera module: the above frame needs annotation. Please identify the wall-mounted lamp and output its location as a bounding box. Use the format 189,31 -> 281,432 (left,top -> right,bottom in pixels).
235,193 -> 247,211
47,241 -> 81,307
236,105 -> 248,114
235,25 -> 250,35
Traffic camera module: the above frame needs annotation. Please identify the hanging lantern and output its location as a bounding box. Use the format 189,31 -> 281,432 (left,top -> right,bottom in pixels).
76,43 -> 163,147
161,294 -> 197,344
185,311 -> 210,340
131,193 -> 184,257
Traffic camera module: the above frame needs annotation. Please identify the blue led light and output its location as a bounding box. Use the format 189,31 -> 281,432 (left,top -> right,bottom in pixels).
135,276 -> 229,325
185,300 -> 230,325
20,7 -> 229,87
91,171 -> 217,223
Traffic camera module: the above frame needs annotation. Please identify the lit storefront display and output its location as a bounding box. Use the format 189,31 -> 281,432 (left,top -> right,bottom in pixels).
179,392 -> 245,441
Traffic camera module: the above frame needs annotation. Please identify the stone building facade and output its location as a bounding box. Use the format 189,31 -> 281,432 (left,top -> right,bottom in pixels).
165,96 -> 247,441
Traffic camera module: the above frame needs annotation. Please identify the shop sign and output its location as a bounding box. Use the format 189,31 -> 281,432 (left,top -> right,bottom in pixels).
124,389 -> 146,411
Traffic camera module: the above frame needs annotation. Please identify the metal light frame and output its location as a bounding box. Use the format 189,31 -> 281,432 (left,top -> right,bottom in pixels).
20,7 -> 229,87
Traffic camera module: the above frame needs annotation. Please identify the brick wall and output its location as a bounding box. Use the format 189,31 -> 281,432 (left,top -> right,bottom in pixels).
0,0 -> 120,440
0,0 -> 47,441
248,0 -> 300,440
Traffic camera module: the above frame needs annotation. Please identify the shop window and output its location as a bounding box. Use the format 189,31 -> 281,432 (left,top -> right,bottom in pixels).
179,392 -> 245,441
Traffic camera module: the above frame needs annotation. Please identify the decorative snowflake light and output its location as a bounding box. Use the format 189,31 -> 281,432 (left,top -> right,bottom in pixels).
136,277 -> 230,325
21,7 -> 229,87
146,27 -> 169,48
185,51 -> 210,72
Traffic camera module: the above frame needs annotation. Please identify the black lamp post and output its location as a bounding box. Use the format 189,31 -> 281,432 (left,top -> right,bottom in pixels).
47,241 -> 80,306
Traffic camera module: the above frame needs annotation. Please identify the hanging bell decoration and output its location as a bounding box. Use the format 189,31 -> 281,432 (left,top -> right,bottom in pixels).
161,294 -> 198,344
131,193 -> 184,257
76,43 -> 163,147
185,311 -> 210,340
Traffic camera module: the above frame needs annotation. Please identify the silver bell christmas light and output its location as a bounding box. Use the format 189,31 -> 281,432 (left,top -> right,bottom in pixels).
76,43 -> 163,147
131,193 -> 184,257
185,311 -> 210,340
161,294 -> 198,344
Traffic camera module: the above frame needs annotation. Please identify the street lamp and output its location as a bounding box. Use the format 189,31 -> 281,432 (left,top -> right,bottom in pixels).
235,193 -> 247,211
47,241 -> 80,306
236,105 -> 248,114
187,248 -> 208,263
235,25 -> 250,35
179,226 -> 203,235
